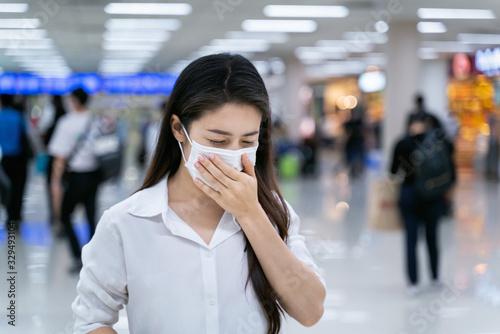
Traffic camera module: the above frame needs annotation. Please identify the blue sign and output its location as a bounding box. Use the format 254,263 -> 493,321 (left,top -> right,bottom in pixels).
0,72 -> 178,95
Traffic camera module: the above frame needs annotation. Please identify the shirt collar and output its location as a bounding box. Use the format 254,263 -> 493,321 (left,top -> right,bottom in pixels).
127,172 -> 169,218
127,171 -> 242,248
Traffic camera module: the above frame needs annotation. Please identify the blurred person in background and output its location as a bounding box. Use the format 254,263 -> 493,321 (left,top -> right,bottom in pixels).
486,114 -> 499,181
408,94 -> 457,217
343,103 -> 366,178
390,114 -> 455,297
0,94 -> 30,233
406,94 -> 444,132
443,110 -> 461,143
48,88 -> 101,274
41,95 -> 67,236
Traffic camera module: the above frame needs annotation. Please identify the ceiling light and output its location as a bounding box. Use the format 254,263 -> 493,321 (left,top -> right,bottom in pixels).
224,31 -> 289,44
200,44 -> 270,53
99,67 -> 143,72
295,50 -> 347,60
457,33 -> 500,44
105,19 -> 182,31
375,21 -> 389,33
33,73 -> 71,78
242,20 -> 317,33
296,46 -> 348,53
0,29 -> 47,39
100,63 -> 144,67
417,22 -> 447,33
316,40 -> 374,53
5,49 -> 59,56
342,32 -> 388,44
100,67 -> 143,71
102,51 -> 156,58
417,8 -> 496,19
210,39 -> 270,48
269,58 -> 286,74
306,61 -> 366,77
420,41 -> 474,53
23,67 -> 72,73
4,43 -> 53,49
0,19 -> 40,29
0,3 -> 29,13
21,63 -> 69,68
0,38 -> 53,46
263,5 -> 349,18
100,61 -> 148,66
355,56 -> 388,66
104,3 -> 192,15
418,48 -> 440,60
100,67 -> 143,70
30,71 -> 72,76
99,68 -> 141,74
101,42 -> 163,51
103,30 -> 171,42
16,60 -> 67,65
12,56 -> 64,62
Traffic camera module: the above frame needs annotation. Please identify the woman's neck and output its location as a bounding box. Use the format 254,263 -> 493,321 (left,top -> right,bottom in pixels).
167,166 -> 219,209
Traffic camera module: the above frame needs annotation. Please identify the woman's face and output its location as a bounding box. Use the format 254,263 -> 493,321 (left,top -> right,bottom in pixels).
173,102 -> 262,158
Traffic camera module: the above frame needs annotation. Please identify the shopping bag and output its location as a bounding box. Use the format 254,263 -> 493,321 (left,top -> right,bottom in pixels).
36,153 -> 50,174
367,177 -> 402,231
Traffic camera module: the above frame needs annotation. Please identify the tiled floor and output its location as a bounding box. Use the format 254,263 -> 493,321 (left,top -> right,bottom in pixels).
1,149 -> 499,334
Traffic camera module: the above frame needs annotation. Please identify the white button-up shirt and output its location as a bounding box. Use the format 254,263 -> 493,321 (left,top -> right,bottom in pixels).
72,172 -> 326,334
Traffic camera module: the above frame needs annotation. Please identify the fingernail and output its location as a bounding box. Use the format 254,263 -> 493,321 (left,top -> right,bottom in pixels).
198,155 -> 205,161
195,162 -> 201,168
209,154 -> 215,160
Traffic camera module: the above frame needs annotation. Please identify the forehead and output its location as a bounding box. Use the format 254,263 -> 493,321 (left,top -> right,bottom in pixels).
195,103 -> 262,133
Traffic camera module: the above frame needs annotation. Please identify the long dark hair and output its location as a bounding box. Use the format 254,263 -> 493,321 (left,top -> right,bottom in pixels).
135,53 -> 290,333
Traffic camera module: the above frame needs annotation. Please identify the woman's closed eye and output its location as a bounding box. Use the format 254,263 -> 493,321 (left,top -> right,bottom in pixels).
208,140 -> 255,146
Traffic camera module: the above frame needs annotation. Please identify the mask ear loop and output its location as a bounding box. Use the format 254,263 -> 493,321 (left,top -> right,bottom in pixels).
178,123 -> 192,163
181,124 -> 192,145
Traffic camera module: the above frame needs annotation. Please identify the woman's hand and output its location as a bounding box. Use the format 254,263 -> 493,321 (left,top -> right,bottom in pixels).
193,152 -> 260,220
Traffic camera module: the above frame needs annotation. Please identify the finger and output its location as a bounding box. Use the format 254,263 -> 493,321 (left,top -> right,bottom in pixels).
241,153 -> 255,177
208,153 -> 240,181
193,177 -> 221,200
195,156 -> 228,189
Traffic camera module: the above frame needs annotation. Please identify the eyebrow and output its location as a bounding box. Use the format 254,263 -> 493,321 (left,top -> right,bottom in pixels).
207,129 -> 259,137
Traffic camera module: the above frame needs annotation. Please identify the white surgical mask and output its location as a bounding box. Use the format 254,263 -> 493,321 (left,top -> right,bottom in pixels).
177,123 -> 259,191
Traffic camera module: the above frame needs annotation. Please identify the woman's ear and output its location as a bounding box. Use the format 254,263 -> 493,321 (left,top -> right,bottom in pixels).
170,115 -> 185,142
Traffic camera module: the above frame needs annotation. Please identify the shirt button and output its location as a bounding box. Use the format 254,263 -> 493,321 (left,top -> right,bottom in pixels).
205,250 -> 213,258
208,297 -> 216,306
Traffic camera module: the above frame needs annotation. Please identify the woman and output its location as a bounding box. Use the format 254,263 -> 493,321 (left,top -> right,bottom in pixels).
72,53 -> 326,334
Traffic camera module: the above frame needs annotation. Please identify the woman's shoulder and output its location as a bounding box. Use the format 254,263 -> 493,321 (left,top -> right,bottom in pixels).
101,191 -> 144,226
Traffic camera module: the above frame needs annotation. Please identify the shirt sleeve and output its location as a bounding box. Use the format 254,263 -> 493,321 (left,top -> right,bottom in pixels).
390,140 -> 403,175
48,117 -> 74,158
283,199 -> 327,291
72,210 -> 129,334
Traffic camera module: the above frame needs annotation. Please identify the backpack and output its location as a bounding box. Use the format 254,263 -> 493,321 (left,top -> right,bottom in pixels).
413,130 -> 454,201
93,113 -> 123,183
